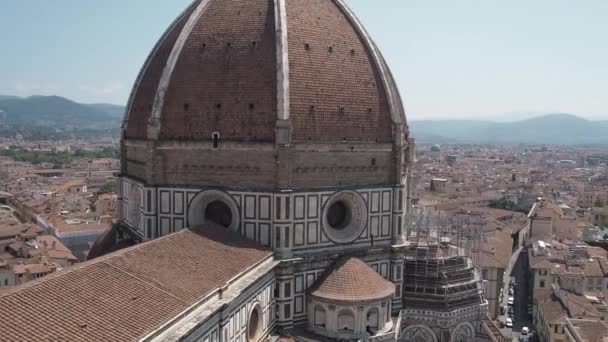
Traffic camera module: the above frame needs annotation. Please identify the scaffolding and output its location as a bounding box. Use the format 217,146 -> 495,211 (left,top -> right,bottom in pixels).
401,208 -> 484,311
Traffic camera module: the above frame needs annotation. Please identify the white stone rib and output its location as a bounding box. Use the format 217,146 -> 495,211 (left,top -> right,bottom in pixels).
122,0 -> 203,134
147,0 -> 214,139
274,0 -> 291,120
332,0 -> 406,125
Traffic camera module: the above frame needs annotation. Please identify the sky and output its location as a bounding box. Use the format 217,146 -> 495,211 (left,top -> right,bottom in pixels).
0,0 -> 606,121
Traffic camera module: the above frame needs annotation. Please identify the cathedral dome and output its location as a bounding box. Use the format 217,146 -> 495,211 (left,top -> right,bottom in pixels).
310,257 -> 395,302
120,0 -> 408,190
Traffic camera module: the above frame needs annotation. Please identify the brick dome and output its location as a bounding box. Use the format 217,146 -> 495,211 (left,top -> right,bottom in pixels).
310,257 -> 395,302
120,0 -> 408,190
123,0 -> 405,142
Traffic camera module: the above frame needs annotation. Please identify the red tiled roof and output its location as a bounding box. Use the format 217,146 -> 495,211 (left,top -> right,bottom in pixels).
310,257 -> 395,302
0,224 -> 272,342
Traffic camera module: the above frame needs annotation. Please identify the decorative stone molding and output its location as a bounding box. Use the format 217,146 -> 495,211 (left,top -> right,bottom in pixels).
450,322 -> 475,342
187,189 -> 241,231
321,191 -> 368,244
247,302 -> 264,342
400,325 -> 438,342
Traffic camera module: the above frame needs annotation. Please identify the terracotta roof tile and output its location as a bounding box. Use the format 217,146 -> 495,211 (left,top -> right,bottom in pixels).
0,224 -> 271,342
310,257 -> 394,302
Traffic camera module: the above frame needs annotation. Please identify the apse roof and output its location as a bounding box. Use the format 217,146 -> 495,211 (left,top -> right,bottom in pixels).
310,256 -> 395,302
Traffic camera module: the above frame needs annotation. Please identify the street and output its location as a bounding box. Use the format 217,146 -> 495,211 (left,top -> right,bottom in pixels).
496,248 -> 533,341
511,249 -> 532,335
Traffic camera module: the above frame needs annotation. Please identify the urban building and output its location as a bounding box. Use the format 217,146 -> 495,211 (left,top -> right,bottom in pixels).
0,1 -> 493,341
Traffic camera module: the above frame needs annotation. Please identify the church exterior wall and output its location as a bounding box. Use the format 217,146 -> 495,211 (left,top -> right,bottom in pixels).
122,140 -> 397,190
118,176 -> 406,251
176,270 -> 276,342
399,303 -> 488,342
274,249 -> 399,329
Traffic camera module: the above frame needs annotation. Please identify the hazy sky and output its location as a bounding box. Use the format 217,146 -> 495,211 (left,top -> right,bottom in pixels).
1,0 -> 606,121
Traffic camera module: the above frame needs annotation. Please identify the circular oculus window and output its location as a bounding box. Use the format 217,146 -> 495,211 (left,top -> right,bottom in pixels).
247,303 -> 263,342
322,191 -> 367,243
187,190 -> 240,231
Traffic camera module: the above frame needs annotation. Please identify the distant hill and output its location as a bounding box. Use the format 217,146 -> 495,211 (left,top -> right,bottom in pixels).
411,114 -> 608,146
0,95 -> 123,129
87,103 -> 126,119
0,95 -> 20,101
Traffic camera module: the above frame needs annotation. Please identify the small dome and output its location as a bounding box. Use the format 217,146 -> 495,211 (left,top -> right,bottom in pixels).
310,257 -> 395,302
431,144 -> 441,152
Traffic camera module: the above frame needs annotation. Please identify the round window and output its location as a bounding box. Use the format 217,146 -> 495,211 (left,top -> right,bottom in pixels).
187,190 -> 240,231
205,200 -> 232,228
322,191 -> 367,244
248,304 -> 262,341
327,201 -> 351,230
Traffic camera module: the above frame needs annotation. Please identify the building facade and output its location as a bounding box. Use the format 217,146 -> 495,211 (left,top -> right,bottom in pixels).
0,0 -> 488,341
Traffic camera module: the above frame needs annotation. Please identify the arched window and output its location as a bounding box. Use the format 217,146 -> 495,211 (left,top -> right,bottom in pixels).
314,306 -> 326,328
366,308 -> 379,334
337,309 -> 355,332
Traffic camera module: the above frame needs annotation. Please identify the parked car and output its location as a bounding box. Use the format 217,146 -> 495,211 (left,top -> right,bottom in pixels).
509,287 -> 515,295
510,279 -> 516,287
520,327 -> 531,342
500,306 -> 506,315
508,296 -> 514,305
508,306 -> 514,316
506,318 -> 513,328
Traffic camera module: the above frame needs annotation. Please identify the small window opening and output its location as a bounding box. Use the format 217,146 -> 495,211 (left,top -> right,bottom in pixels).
184,103 -> 190,111
371,158 -> 376,166
327,201 -> 352,230
338,106 -> 345,114
252,41 -> 257,47
205,200 -> 232,227
305,43 -> 310,50
328,46 -> 334,53
350,49 -> 356,55
212,132 -> 220,148
367,108 -> 372,114
249,103 -> 255,110
227,42 -> 231,47
216,103 -> 222,109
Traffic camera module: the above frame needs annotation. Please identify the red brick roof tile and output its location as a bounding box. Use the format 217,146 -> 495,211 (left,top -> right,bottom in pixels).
0,224 -> 271,342
310,257 -> 395,302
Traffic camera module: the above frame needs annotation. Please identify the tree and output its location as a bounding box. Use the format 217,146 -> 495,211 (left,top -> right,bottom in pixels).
595,198 -> 605,208
98,180 -> 118,196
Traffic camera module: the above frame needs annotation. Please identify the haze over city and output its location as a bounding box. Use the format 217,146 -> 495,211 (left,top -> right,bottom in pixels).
1,1 -> 608,341
1,0 -> 606,121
